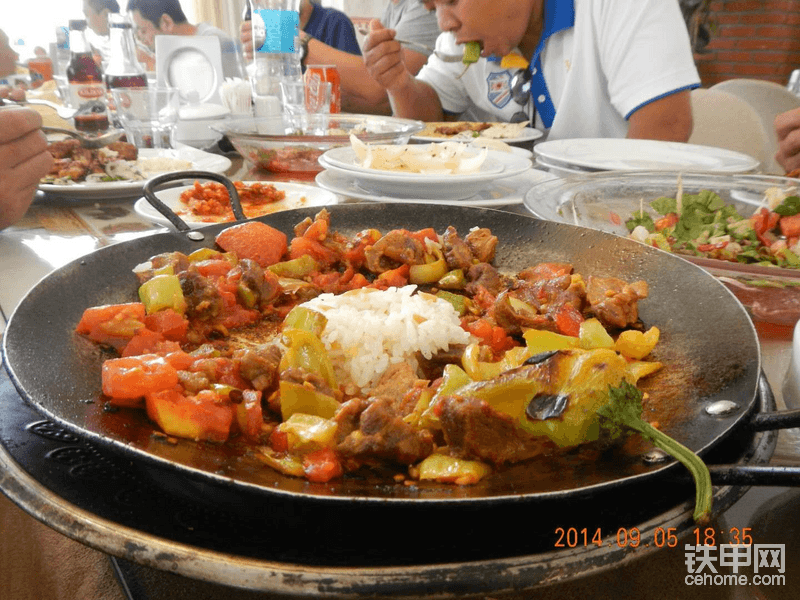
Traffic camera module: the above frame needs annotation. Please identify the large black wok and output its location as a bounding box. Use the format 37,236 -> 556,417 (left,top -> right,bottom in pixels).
3,199 -> 798,563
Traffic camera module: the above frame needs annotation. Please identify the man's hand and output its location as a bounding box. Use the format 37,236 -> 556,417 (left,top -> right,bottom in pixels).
775,107 -> 800,175
0,108 -> 53,230
362,19 -> 412,93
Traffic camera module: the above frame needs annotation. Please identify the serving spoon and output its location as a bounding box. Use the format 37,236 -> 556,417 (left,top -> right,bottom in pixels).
42,126 -> 125,149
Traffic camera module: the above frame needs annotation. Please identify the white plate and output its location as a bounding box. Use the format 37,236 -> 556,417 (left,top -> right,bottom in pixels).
411,125 -> 543,144
534,156 -> 597,178
534,138 -> 760,174
315,167 -> 557,207
320,144 -> 507,178
40,146 -> 232,200
134,181 -> 338,229
156,36 -> 224,104
319,149 -> 532,200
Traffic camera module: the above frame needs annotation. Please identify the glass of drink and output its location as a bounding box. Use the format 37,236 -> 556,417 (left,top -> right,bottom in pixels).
279,80 -> 306,116
111,86 -> 180,149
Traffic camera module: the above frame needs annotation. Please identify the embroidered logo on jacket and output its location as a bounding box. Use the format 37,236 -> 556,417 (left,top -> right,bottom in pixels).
486,71 -> 512,109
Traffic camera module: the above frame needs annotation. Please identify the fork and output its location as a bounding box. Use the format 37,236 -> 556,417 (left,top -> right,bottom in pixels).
357,26 -> 463,63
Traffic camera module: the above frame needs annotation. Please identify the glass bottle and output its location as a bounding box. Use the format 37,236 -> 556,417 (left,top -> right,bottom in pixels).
66,19 -> 109,133
249,0 -> 303,117
104,14 -> 148,90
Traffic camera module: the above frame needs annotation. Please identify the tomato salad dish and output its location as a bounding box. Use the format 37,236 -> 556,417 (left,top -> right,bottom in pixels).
176,180 -> 302,223
75,210 -> 711,515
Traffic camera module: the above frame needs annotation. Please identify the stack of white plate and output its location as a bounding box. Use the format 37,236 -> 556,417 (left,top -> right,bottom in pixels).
534,138 -> 762,177
315,144 -> 555,207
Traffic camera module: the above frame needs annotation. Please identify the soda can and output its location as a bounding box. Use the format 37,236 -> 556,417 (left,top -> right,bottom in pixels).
305,64 -> 341,113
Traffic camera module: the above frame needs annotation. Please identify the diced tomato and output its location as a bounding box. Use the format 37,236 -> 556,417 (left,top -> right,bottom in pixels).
102,354 -> 179,403
235,389 -> 263,440
163,350 -> 195,370
780,213 -> 800,239
215,221 -> 287,268
195,258 -> 233,279
122,328 -> 170,357
303,447 -> 343,483
144,309 -> 189,341
409,227 -> 438,246
654,213 -> 679,231
76,303 -> 146,350
751,208 -> 781,235
301,215 -> 329,240
145,388 -> 233,443
372,264 -> 410,289
289,236 -> 340,266
463,318 -> 515,355
269,428 -> 289,452
554,304 -> 584,337
343,229 -> 381,268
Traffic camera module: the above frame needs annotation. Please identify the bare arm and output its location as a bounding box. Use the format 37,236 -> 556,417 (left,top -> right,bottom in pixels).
361,21 -> 443,121
0,108 -> 53,230
775,107 -> 800,174
626,90 -> 693,142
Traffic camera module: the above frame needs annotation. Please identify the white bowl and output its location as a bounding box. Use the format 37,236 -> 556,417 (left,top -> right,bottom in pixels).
175,103 -> 230,148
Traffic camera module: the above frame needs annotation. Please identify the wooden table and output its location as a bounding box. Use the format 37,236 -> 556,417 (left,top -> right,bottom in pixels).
1,158 -> 799,600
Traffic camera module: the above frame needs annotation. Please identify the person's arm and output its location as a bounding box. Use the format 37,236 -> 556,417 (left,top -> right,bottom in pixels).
626,90 -> 693,142
0,108 -> 53,230
361,20 -> 443,121
774,107 -> 800,174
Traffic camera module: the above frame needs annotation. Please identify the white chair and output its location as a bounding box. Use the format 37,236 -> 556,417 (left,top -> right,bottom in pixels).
688,88 -> 772,172
710,78 -> 800,175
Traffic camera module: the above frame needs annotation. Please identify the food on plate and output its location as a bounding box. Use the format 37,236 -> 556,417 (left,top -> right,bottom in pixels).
248,145 -> 326,173
75,210 -> 710,517
176,180 -> 309,223
624,184 -> 800,269
41,138 -> 191,184
350,135 -> 488,174
417,121 -> 529,140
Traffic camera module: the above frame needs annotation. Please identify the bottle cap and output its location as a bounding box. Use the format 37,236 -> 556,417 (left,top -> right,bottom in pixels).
69,20 -> 87,31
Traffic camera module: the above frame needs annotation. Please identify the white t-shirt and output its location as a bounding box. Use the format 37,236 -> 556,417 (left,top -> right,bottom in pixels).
382,0 -> 440,56
417,0 -> 700,140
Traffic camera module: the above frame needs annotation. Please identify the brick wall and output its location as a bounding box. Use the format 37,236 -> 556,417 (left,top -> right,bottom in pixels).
695,0 -> 800,87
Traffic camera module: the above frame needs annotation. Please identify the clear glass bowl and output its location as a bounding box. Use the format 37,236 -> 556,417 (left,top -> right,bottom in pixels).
213,113 -> 424,174
524,170 -> 800,326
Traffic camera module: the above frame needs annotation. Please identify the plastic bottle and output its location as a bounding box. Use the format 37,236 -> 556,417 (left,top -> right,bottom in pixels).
66,19 -> 109,133
104,14 -> 148,90
249,0 -> 302,117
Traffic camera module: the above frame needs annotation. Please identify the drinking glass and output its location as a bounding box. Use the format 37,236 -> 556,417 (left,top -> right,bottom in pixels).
111,86 -> 180,149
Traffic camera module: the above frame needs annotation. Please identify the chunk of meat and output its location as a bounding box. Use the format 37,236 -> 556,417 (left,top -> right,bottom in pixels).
438,395 -> 551,465
441,226 -> 474,270
585,276 -> 648,329
465,228 -> 498,263
179,269 -> 224,319
237,258 -> 281,308
364,230 -> 425,273
235,344 -> 282,391
465,262 -> 504,295
336,387 -> 434,466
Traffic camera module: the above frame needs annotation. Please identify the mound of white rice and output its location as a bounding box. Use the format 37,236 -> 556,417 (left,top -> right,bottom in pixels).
299,285 -> 472,392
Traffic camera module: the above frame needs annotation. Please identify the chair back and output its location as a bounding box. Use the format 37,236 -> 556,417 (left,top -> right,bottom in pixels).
688,88 -> 771,173
710,78 -> 800,175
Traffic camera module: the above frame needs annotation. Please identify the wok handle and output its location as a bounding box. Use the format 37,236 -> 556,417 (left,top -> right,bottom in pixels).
708,465 -> 800,486
142,170 -> 245,234
748,408 -> 800,432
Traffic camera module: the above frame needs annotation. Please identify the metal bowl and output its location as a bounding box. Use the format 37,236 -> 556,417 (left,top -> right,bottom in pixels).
213,113 -> 424,174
